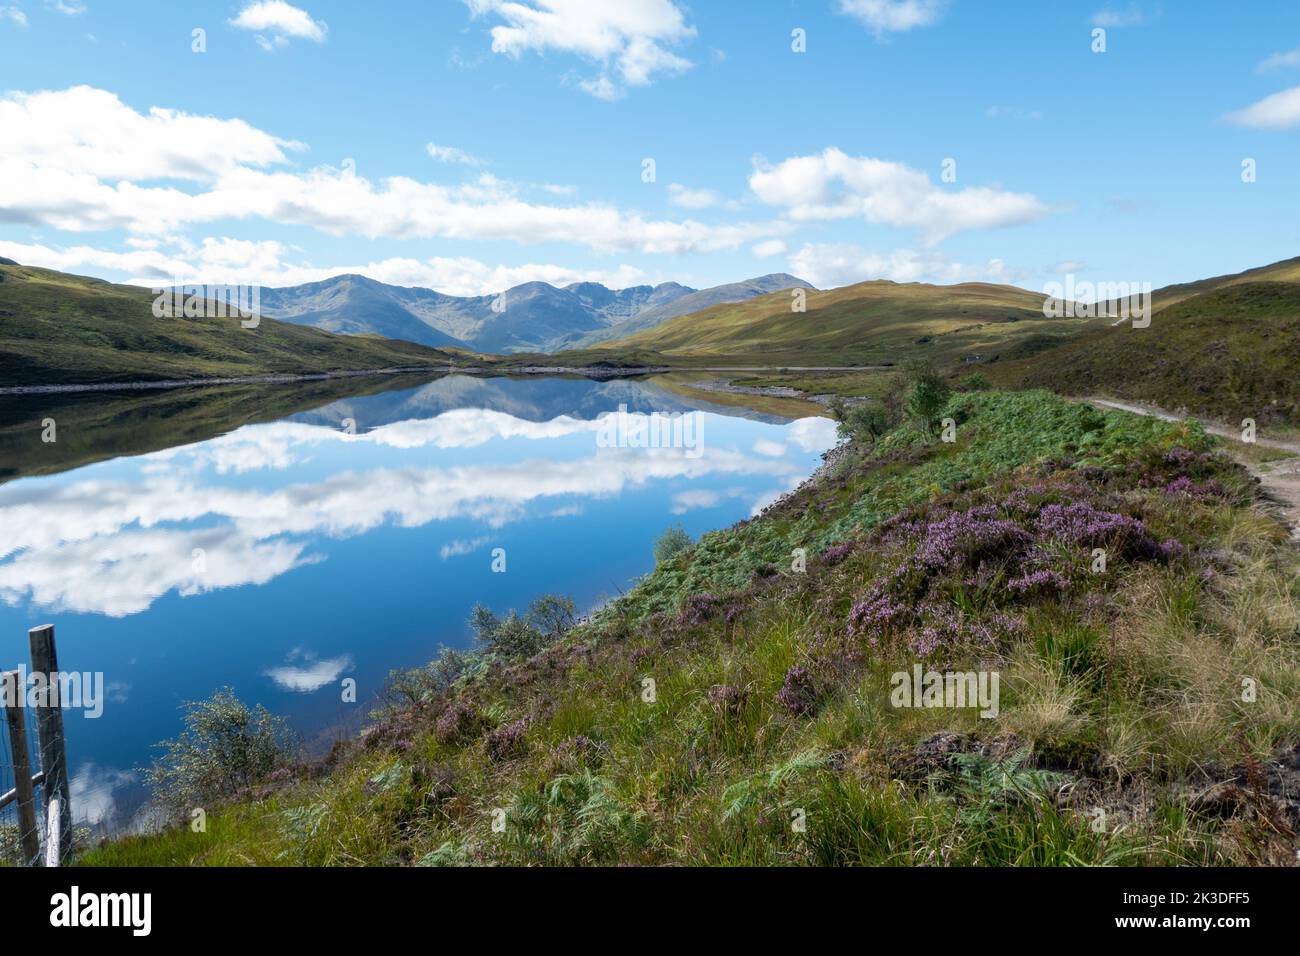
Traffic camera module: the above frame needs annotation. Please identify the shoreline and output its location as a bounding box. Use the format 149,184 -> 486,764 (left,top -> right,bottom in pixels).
0,365 -> 880,396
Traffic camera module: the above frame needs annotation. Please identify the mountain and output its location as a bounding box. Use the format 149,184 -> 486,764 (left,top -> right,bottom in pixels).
580,277 -> 1065,366
0,262 -> 455,388
570,274 -> 815,347
256,273 -> 814,354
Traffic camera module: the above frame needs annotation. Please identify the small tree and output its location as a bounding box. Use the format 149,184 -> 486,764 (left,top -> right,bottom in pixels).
653,524 -> 693,565
830,399 -> 889,446
901,361 -> 952,437
526,594 -> 577,639
145,688 -> 295,820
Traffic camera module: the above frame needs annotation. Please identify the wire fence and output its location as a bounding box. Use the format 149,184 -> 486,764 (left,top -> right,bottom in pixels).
2,631 -> 73,867
1,693 -> 47,867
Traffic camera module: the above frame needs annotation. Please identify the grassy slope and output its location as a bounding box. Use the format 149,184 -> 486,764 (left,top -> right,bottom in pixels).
576,279 -> 1092,367
84,390 -> 1300,867
989,282 -> 1300,426
0,264 -> 457,387
1148,255 -> 1300,311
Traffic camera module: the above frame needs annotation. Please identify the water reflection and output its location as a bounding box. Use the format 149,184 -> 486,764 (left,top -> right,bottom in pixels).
0,375 -> 836,831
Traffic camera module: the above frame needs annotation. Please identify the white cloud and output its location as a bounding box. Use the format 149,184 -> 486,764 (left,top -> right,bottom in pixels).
231,1 -> 327,49
49,0 -> 86,14
753,439 -> 787,457
0,86 -> 782,253
265,652 -> 353,692
1226,85 -> 1300,129
789,243 -> 1027,289
750,148 -> 1050,242
427,142 -> 484,166
466,0 -> 695,98
668,183 -> 721,209
1258,47 -> 1300,72
752,239 -> 787,258
0,86 -> 299,183
1091,4 -> 1149,28
0,414 -> 815,616
440,536 -> 490,560
670,489 -> 720,514
836,0 -> 945,35
70,765 -> 137,827
2,5 -> 28,25
0,236 -> 656,296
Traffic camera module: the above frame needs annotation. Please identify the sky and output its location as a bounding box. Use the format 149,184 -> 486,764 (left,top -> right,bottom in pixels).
1,0 -> 1299,298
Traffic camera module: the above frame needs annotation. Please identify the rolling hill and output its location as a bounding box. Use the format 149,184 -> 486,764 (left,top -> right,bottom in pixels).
257,272 -> 813,354
0,262 -> 457,388
990,281 -> 1300,426
582,277 -> 1074,366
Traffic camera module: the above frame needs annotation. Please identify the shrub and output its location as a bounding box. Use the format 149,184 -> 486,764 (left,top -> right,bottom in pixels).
145,688 -> 296,820
653,524 -> 693,565
832,400 -> 890,446
469,594 -> 577,659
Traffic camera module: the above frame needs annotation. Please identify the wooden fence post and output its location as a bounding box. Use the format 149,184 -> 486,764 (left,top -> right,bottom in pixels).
2,670 -> 41,865
29,625 -> 72,865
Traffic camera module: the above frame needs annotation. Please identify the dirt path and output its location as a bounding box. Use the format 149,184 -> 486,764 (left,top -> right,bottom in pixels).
1087,397 -> 1300,541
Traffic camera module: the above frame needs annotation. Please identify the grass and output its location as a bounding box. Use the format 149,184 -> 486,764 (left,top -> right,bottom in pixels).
571,279 -> 1086,368
988,282 -> 1300,428
0,263 -> 457,387
78,390 -> 1300,867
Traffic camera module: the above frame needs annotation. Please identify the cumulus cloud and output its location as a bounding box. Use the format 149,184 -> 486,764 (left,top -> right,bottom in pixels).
0,235 -> 658,296
2,6 -> 28,25
668,183 -> 721,209
231,1 -> 327,50
749,148 -> 1049,242
836,0 -> 945,35
789,243 -> 1029,289
752,239 -> 787,258
1225,85 -> 1300,129
265,651 -> 353,692
0,410 -> 832,616
0,87 -> 782,253
670,489 -> 720,514
465,0 -> 695,99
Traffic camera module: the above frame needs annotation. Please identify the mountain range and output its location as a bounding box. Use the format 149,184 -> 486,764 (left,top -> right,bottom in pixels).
256,273 -> 814,354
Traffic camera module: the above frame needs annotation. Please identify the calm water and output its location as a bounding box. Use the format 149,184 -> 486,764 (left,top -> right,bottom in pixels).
0,375 -> 835,830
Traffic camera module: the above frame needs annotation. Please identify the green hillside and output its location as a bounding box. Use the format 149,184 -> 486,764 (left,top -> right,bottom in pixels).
990,282 -> 1300,426
1149,255 -> 1300,312
586,279 -> 1092,366
0,263 -> 457,387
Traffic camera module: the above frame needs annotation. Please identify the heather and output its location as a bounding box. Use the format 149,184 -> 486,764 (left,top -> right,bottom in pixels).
82,391 -> 1300,867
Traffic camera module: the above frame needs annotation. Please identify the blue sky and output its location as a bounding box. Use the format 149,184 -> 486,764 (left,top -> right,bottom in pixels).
1,0 -> 1299,297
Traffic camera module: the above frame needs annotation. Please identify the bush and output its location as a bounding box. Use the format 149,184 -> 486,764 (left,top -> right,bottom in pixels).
653,524 -> 693,565
901,360 -> 952,436
829,398 -> 890,446
469,594 -> 577,659
145,688 -> 296,820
